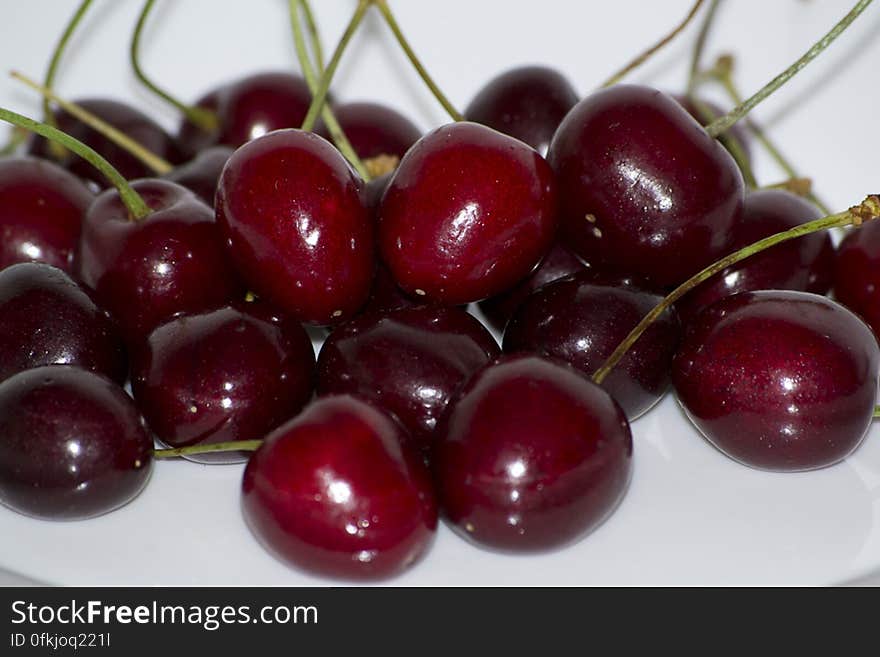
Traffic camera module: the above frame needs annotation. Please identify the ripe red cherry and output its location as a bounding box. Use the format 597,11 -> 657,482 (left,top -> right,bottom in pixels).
0,263 -> 127,385
162,146 -> 233,206
433,355 -> 632,551
132,303 -> 315,464
78,179 -> 245,342
672,291 -> 879,471
241,395 -> 437,580
503,273 -> 680,420
547,84 -> 744,287
834,221 -> 880,337
0,155 -> 94,274
0,365 -> 152,520
672,94 -> 751,163
465,65 -> 579,155
378,122 -> 557,305
316,102 -> 422,160
216,129 -> 374,325
317,305 -> 499,453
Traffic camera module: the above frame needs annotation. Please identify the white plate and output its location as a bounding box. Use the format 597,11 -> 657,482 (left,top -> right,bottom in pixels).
2,0 -> 880,586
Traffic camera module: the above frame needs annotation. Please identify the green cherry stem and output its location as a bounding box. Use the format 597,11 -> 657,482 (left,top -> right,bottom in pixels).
874,405 -> 880,418
601,0 -> 707,88
0,107 -> 151,221
372,0 -> 464,122
131,0 -> 219,133
687,0 -> 721,93
153,440 -> 263,459
592,195 -> 880,385
42,0 -> 92,127
300,0 -> 325,73
706,0 -> 874,138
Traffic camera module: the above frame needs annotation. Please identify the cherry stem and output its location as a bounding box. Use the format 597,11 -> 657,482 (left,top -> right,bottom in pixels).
874,406 -> 880,419
42,0 -> 92,126
11,70 -> 173,175
0,107 -> 152,221
601,0 -> 707,88
130,0 -> 219,133
687,0 -> 721,93
153,440 -> 263,459
290,0 -> 371,180
687,95 -> 756,188
300,0 -> 325,73
592,195 -> 880,385
372,0 -> 464,122
705,0 -> 874,138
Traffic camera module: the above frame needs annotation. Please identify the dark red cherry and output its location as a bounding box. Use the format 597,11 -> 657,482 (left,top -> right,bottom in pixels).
379,122 -> 558,305
465,66 -> 579,155
433,354 -> 632,551
0,365 -> 152,520
672,94 -> 751,163
672,291 -> 879,471
28,98 -> 183,188
317,306 -> 499,453
503,273 -> 680,420
241,395 -> 437,580
360,262 -> 419,315
132,303 -> 315,464
547,84 -> 744,287
162,146 -> 233,206
834,220 -> 880,337
0,263 -> 126,385
676,189 -> 834,325
316,102 -> 421,161
0,155 -> 94,274
477,242 -> 587,333
78,179 -> 245,342
216,129 -> 374,325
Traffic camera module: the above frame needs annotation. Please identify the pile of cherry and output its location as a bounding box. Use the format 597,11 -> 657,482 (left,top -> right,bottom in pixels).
2,13 -> 880,583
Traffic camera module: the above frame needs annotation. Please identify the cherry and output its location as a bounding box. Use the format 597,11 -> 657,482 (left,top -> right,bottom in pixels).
378,122 -> 558,305
0,155 -> 94,274
0,365 -> 152,520
28,99 -> 182,188
834,220 -> 880,337
241,395 -> 437,580
317,305 -> 499,453
672,291 -> 879,471
360,262 -> 419,316
316,102 -> 422,161
216,129 -> 374,325
464,65 -> 579,155
547,84 -> 744,288
672,94 -> 751,163
503,272 -> 680,420
78,179 -> 245,342
162,146 -> 233,207
433,354 -> 632,551
676,189 -> 835,325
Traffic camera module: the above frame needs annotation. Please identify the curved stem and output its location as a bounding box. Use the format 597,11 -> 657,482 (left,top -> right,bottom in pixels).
592,195 -> 880,384
0,107 -> 151,221
373,0 -> 464,122
300,0 -> 325,73
42,0 -> 93,127
12,71 -> 173,175
706,0 -> 874,138
130,0 -> 218,133
687,0 -> 721,92
153,440 -> 263,459
601,0 -> 706,88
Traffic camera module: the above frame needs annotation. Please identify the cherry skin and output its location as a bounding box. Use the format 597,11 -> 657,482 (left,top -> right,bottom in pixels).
0,365 -> 152,520
672,291 -> 879,471
547,84 -> 744,288
672,94 -> 751,164
316,102 -> 422,161
78,179 -> 245,343
433,354 -> 633,552
360,262 -> 419,316
216,129 -> 374,325
0,263 -> 127,385
675,189 -> 834,325
132,303 -> 315,464
464,65 -> 579,155
503,272 -> 680,420
162,146 -> 233,207
241,395 -> 437,580
378,122 -> 558,305
834,220 -> 880,338
317,305 -> 500,453
0,155 -> 94,274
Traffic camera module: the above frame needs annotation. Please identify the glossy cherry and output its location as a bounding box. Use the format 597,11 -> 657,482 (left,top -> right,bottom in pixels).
547,84 -> 744,287
433,354 -> 632,551
673,291 -> 879,471
241,395 -> 437,580
216,129 -> 374,325
0,365 -> 152,520
162,146 -> 233,206
0,263 -> 126,385
0,155 -> 94,274
378,121 -> 558,305
503,272 -> 680,420
673,94 -> 751,164
78,179 -> 245,342
317,305 -> 499,453
465,66 -> 579,155
316,102 -> 421,161
834,220 -> 880,337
